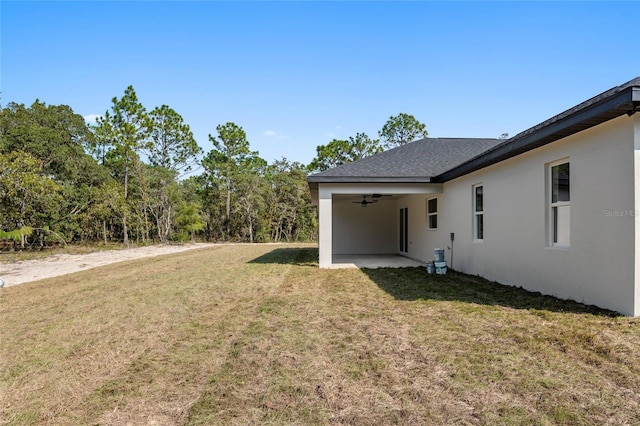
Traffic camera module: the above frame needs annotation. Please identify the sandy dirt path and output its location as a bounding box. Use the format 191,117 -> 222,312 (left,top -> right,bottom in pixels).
0,243 -> 217,288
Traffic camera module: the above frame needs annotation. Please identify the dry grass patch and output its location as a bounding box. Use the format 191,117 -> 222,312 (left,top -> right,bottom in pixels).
1,244 -> 639,425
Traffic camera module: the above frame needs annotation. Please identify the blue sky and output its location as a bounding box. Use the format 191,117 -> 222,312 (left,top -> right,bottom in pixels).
2,1 -> 639,167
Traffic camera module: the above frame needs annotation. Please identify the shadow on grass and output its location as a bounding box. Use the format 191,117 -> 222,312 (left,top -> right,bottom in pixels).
249,248 -> 618,316
248,247 -> 319,267
364,267 -> 619,316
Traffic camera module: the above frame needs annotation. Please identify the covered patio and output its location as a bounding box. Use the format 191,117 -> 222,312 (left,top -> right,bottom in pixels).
310,183 -> 442,268
331,254 -> 424,269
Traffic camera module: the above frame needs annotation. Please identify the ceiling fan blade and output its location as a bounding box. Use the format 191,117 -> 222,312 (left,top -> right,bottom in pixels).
352,195 -> 377,206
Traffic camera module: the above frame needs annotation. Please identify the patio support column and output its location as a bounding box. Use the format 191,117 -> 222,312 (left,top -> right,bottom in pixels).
318,186 -> 333,268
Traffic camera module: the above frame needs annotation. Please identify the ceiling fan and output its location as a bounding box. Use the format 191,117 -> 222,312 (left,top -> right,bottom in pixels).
351,194 -> 392,207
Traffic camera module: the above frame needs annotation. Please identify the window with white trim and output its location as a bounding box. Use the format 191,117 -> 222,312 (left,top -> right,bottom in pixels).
427,197 -> 438,229
473,184 -> 484,241
550,160 -> 570,247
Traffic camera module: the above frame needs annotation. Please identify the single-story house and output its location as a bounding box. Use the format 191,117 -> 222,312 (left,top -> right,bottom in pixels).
307,77 -> 640,316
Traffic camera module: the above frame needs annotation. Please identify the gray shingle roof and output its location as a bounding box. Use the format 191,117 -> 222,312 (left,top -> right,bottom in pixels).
307,138 -> 503,182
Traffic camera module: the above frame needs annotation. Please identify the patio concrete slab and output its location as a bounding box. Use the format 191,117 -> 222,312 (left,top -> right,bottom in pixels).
331,254 -> 424,269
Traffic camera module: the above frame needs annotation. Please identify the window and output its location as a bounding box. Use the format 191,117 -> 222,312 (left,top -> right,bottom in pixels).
473,184 -> 484,241
550,161 -> 570,246
427,197 -> 438,229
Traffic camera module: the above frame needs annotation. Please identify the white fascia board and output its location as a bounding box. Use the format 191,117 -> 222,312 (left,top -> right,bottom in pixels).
319,182 -> 443,198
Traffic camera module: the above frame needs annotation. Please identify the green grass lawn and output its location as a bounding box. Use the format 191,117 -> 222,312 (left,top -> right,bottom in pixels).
1,244 -> 639,425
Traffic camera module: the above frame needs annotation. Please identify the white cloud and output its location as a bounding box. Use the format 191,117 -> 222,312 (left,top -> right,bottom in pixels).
324,125 -> 343,139
83,114 -> 101,125
263,129 -> 290,140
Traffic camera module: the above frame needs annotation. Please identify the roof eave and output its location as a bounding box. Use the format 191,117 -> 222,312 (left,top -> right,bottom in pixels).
435,86 -> 639,183
306,176 -> 434,183
306,176 -> 435,205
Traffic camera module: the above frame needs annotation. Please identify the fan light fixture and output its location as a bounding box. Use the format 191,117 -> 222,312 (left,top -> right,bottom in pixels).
351,194 -> 391,207
352,195 -> 373,207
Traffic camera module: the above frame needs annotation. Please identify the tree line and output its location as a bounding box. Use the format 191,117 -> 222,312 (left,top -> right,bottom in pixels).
0,86 -> 427,249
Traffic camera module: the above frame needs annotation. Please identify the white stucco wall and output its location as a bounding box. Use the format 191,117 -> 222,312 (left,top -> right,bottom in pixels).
394,194 -> 445,262
633,113 -> 640,317
318,187 -> 333,267
332,197 -> 397,254
427,115 -> 638,316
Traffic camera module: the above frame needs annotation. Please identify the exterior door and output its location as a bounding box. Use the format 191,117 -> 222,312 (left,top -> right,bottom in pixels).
399,207 -> 408,253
